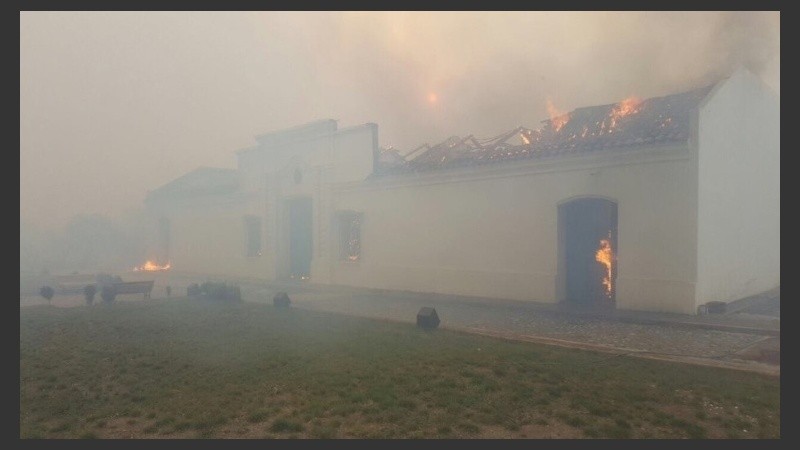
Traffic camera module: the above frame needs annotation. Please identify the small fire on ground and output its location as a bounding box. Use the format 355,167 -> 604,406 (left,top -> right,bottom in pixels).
134,260 -> 171,272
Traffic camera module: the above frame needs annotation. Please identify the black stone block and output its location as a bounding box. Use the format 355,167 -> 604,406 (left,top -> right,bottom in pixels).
274,292 -> 291,307
417,307 -> 440,329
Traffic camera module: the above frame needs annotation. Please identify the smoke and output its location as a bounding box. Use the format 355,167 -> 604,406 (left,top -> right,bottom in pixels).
279,11 -> 778,148
20,11 -> 778,229
20,212 -> 148,274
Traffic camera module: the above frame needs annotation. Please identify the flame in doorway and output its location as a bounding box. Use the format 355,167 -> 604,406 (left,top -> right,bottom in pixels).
595,234 -> 613,298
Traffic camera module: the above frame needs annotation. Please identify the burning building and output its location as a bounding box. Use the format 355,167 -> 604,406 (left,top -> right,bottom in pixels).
145,67 -> 779,314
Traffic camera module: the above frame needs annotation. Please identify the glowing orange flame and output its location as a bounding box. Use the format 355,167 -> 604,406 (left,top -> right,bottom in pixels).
610,96 -> 643,125
546,98 -> 570,132
595,235 -> 613,298
134,260 -> 171,272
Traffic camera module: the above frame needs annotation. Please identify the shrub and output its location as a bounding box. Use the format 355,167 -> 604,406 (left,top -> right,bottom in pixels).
100,284 -> 117,304
84,284 -> 97,305
187,283 -> 200,297
39,286 -> 55,303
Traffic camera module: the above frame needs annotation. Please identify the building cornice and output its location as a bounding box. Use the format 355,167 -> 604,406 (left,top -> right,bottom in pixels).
335,142 -> 692,193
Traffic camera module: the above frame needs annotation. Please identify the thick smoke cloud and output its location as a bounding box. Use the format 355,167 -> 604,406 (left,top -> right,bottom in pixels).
20,11 -> 778,231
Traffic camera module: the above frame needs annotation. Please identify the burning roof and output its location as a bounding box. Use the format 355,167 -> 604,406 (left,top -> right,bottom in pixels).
374,85 -> 714,176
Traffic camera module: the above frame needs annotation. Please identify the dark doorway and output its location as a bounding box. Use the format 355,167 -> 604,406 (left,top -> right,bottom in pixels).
559,198 -> 617,308
287,197 -> 313,280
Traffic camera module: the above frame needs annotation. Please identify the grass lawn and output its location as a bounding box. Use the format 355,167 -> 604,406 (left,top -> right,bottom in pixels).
20,298 -> 780,439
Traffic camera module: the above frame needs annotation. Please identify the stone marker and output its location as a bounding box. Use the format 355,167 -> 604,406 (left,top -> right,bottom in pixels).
417,307 -> 440,329
274,292 -> 291,307
706,301 -> 727,314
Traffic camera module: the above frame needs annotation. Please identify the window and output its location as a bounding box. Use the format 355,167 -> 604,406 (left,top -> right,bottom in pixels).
338,211 -> 362,261
244,215 -> 262,257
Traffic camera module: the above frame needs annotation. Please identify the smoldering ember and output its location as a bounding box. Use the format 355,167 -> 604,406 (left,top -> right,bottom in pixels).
143,67 -> 778,316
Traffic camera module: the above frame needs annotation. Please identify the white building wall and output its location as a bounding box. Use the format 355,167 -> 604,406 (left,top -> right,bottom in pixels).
331,147 -> 699,314
695,68 -> 780,308
162,196 -> 274,280
152,120 -> 378,283
150,81 -> 780,316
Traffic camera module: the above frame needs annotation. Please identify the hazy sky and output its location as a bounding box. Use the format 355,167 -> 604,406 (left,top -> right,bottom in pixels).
20,11 -> 779,230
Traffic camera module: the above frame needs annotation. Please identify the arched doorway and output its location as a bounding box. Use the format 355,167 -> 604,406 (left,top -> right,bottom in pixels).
558,197 -> 618,308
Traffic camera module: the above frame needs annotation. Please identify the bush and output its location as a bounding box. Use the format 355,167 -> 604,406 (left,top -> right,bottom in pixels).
187,283 -> 200,297
83,284 -> 97,305
39,286 -> 54,303
100,284 -> 117,304
93,274 -> 122,304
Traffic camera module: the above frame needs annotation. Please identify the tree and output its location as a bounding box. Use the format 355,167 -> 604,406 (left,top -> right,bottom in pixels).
39,286 -> 54,305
